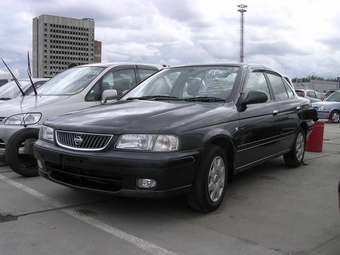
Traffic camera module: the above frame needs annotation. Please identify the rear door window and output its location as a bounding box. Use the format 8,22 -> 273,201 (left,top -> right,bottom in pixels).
267,73 -> 289,100
283,79 -> 295,98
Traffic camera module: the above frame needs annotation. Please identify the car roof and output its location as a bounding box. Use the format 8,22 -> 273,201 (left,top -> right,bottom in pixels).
295,89 -> 315,91
166,63 -> 279,72
78,62 -> 166,69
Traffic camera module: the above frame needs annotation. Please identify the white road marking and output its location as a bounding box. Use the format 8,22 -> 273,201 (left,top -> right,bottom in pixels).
0,174 -> 178,255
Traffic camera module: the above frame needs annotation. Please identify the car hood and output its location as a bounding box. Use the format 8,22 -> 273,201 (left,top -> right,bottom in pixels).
297,96 -> 311,106
312,101 -> 340,107
47,100 -> 238,134
0,99 -> 15,104
0,95 -> 71,117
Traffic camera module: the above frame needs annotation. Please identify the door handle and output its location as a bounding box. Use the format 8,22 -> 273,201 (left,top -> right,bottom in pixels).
272,110 -> 278,115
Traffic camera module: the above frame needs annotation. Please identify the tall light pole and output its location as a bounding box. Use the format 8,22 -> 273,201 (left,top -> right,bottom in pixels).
238,4 -> 247,63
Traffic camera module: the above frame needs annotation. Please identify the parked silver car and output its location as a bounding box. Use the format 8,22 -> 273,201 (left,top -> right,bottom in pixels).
295,89 -> 323,103
0,62 -> 164,177
0,78 -> 12,87
0,78 -> 49,102
322,89 -> 336,100
312,90 -> 340,123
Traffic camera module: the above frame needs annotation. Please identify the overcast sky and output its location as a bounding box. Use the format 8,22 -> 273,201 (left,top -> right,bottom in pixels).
1,0 -> 339,80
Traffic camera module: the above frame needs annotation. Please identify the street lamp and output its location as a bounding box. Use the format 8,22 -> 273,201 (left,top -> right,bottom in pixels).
238,4 -> 247,63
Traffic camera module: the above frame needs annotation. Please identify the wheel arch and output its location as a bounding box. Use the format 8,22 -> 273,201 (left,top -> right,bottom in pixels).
299,121 -> 308,138
204,136 -> 235,183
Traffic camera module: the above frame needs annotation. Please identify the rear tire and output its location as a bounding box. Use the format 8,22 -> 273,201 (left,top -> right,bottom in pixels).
284,127 -> 305,168
187,144 -> 227,213
5,128 -> 39,177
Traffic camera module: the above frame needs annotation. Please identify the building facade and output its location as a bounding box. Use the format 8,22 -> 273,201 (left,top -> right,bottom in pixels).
32,14 -> 102,78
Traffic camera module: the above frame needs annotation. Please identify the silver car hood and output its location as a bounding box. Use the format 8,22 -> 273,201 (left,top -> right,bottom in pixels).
0,95 -> 71,117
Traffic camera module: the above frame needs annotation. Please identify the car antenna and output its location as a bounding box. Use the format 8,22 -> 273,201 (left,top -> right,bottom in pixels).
27,51 -> 37,95
1,58 -> 25,96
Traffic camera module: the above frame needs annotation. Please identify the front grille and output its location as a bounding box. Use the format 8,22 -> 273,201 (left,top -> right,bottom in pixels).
56,130 -> 113,151
46,162 -> 123,192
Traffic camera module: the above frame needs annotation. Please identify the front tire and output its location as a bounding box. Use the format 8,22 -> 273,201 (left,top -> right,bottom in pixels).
284,127 -> 306,168
330,110 -> 340,123
187,144 -> 227,213
5,128 -> 39,177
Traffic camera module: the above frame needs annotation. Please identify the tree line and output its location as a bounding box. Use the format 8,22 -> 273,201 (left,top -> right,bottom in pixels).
291,75 -> 338,82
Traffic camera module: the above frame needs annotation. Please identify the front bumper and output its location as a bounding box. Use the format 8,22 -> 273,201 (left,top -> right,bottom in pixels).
315,110 -> 330,119
34,140 -> 201,198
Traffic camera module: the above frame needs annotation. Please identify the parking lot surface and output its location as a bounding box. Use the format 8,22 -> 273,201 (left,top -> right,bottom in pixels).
1,121 -> 339,255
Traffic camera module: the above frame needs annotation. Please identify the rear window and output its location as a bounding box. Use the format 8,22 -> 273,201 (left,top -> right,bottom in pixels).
138,69 -> 159,82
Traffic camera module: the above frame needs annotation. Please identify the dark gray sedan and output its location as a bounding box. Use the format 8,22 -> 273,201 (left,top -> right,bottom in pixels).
34,63 -> 318,213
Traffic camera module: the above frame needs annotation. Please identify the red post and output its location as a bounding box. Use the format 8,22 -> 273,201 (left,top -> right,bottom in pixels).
305,122 -> 324,152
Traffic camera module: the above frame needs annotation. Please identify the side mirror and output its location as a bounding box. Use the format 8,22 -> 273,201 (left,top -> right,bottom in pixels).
237,90 -> 268,112
245,90 -> 268,104
102,89 -> 118,103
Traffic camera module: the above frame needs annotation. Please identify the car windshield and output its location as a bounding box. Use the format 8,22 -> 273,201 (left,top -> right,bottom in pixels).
34,66 -> 106,95
121,66 -> 239,102
0,80 -> 31,100
325,91 -> 340,102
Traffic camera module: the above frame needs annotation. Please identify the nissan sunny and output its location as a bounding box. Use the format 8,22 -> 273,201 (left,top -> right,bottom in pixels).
34,63 -> 317,212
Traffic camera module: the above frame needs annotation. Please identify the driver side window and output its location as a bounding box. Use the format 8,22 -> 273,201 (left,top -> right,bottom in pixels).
243,72 -> 270,99
85,69 -> 136,101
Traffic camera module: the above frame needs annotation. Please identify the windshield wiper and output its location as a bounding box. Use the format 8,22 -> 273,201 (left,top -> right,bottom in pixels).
126,95 -> 181,101
1,58 -> 25,97
0,97 -> 12,100
27,51 -> 38,95
184,96 -> 226,102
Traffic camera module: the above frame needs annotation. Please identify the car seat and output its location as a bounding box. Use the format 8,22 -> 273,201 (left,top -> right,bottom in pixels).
114,78 -> 130,97
187,79 -> 201,96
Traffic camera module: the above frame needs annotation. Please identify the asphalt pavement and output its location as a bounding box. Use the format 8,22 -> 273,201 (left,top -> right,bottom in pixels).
0,120 -> 339,255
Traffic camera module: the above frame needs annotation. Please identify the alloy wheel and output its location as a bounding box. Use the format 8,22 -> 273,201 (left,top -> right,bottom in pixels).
331,112 -> 340,123
295,132 -> 305,162
208,156 -> 226,203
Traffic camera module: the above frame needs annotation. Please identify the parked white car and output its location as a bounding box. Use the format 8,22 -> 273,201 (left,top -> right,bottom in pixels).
0,62 -> 164,177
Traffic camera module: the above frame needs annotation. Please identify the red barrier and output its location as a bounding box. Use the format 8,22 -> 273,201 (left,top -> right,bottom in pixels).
305,122 -> 324,152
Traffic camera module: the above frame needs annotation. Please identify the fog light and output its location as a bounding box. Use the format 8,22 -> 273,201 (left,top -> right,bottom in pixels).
137,178 -> 156,189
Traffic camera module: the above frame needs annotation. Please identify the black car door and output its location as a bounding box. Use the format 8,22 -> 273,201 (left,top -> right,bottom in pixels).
235,71 -> 281,173
266,72 -> 300,153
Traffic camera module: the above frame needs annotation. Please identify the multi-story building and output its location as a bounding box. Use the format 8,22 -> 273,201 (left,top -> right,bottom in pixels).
32,14 -> 102,78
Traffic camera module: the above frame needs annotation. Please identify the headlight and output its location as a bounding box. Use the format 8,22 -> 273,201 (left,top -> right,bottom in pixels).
39,125 -> 54,142
5,113 -> 42,125
116,134 -> 179,151
318,106 -> 326,111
